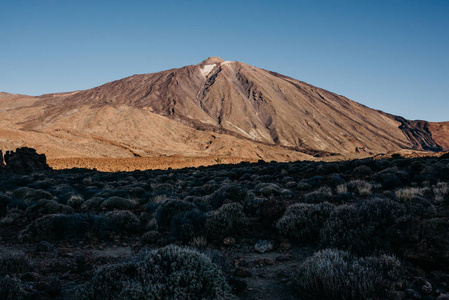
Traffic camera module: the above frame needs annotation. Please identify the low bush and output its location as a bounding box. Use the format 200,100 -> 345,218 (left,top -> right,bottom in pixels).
19,213 -> 111,241
206,203 -> 247,241
400,196 -> 436,219
372,168 -> 405,190
76,245 -> 236,299
170,209 -> 206,243
433,182 -> 449,203
206,184 -> 248,209
155,198 -> 196,230
105,210 -> 140,233
395,187 -> 426,201
152,183 -> 175,194
276,202 -> 335,242
128,187 -> 148,203
25,199 -> 74,216
101,196 -> 137,210
67,194 -> 84,209
0,193 -> 11,210
80,197 -> 105,211
141,230 -> 160,245
255,183 -> 282,196
0,253 -> 33,275
12,187 -> 53,202
303,187 -> 332,203
351,165 -> 372,179
0,276 -> 26,300
320,198 -> 405,255
346,180 -> 373,196
297,181 -> 313,191
385,217 -> 449,268
0,211 -> 22,225
292,249 -> 402,300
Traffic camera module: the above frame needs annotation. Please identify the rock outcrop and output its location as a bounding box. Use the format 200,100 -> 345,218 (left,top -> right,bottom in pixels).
1,147 -> 51,173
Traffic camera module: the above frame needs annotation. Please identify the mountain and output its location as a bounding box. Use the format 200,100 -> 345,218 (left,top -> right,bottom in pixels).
0,57 -> 447,162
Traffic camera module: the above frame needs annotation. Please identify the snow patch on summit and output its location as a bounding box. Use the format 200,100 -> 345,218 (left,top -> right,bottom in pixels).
201,64 -> 216,77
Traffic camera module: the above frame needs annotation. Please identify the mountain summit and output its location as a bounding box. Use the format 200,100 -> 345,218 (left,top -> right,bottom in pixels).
0,58 -> 448,160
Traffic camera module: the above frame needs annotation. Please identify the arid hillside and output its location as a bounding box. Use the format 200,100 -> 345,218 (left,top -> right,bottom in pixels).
0,58 -> 447,166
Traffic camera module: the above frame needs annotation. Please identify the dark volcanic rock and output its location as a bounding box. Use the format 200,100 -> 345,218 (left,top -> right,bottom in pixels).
1,147 -> 51,173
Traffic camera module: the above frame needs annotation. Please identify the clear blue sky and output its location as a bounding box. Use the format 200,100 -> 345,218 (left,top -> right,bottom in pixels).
1,0 -> 448,121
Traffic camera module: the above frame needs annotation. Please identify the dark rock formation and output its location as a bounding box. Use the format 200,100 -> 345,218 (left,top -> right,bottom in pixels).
1,147 -> 51,173
393,116 -> 443,151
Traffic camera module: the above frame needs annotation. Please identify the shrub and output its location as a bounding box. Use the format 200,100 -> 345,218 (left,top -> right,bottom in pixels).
81,197 -> 105,211
19,213 -> 110,241
291,249 -> 402,300
0,193 -> 11,210
409,160 -> 425,173
67,194 -> 84,209
150,194 -> 169,204
395,187 -> 426,201
206,203 -> 247,240
170,209 -> 207,243
190,236 -> 208,249
25,199 -> 74,216
187,184 -> 219,197
399,196 -> 436,219
320,198 -> 405,255
101,196 -> 137,211
155,199 -> 196,230
1,212 -> 22,225
128,187 -> 148,204
347,180 -> 373,196
12,187 -> 53,202
303,187 -> 332,203
256,183 -> 281,196
0,253 -> 33,275
206,184 -> 248,209
0,276 -> 26,300
336,184 -> 348,194
141,231 -> 160,245
276,202 -> 335,242
372,168 -> 406,190
76,245 -> 236,300
351,165 -> 372,179
28,179 -> 53,189
152,183 -> 175,194
53,185 -> 77,204
297,181 -> 313,191
105,210 -> 140,233
421,163 -> 449,182
433,182 -> 449,203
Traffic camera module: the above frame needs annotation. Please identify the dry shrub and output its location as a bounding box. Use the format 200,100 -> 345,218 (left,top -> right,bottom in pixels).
433,182 -> 449,203
320,198 -> 405,255
347,180 -> 373,196
76,245 -> 236,299
292,249 -> 402,300
276,202 -> 334,242
395,187 -> 427,201
206,203 -> 247,241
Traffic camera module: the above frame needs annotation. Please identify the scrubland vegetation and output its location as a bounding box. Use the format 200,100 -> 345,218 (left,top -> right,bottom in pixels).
1,155 -> 449,299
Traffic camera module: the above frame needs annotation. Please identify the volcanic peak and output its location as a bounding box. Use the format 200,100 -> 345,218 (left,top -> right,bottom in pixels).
198,56 -> 225,66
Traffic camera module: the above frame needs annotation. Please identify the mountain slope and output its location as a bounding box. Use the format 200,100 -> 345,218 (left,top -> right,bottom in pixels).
0,57 -> 447,161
